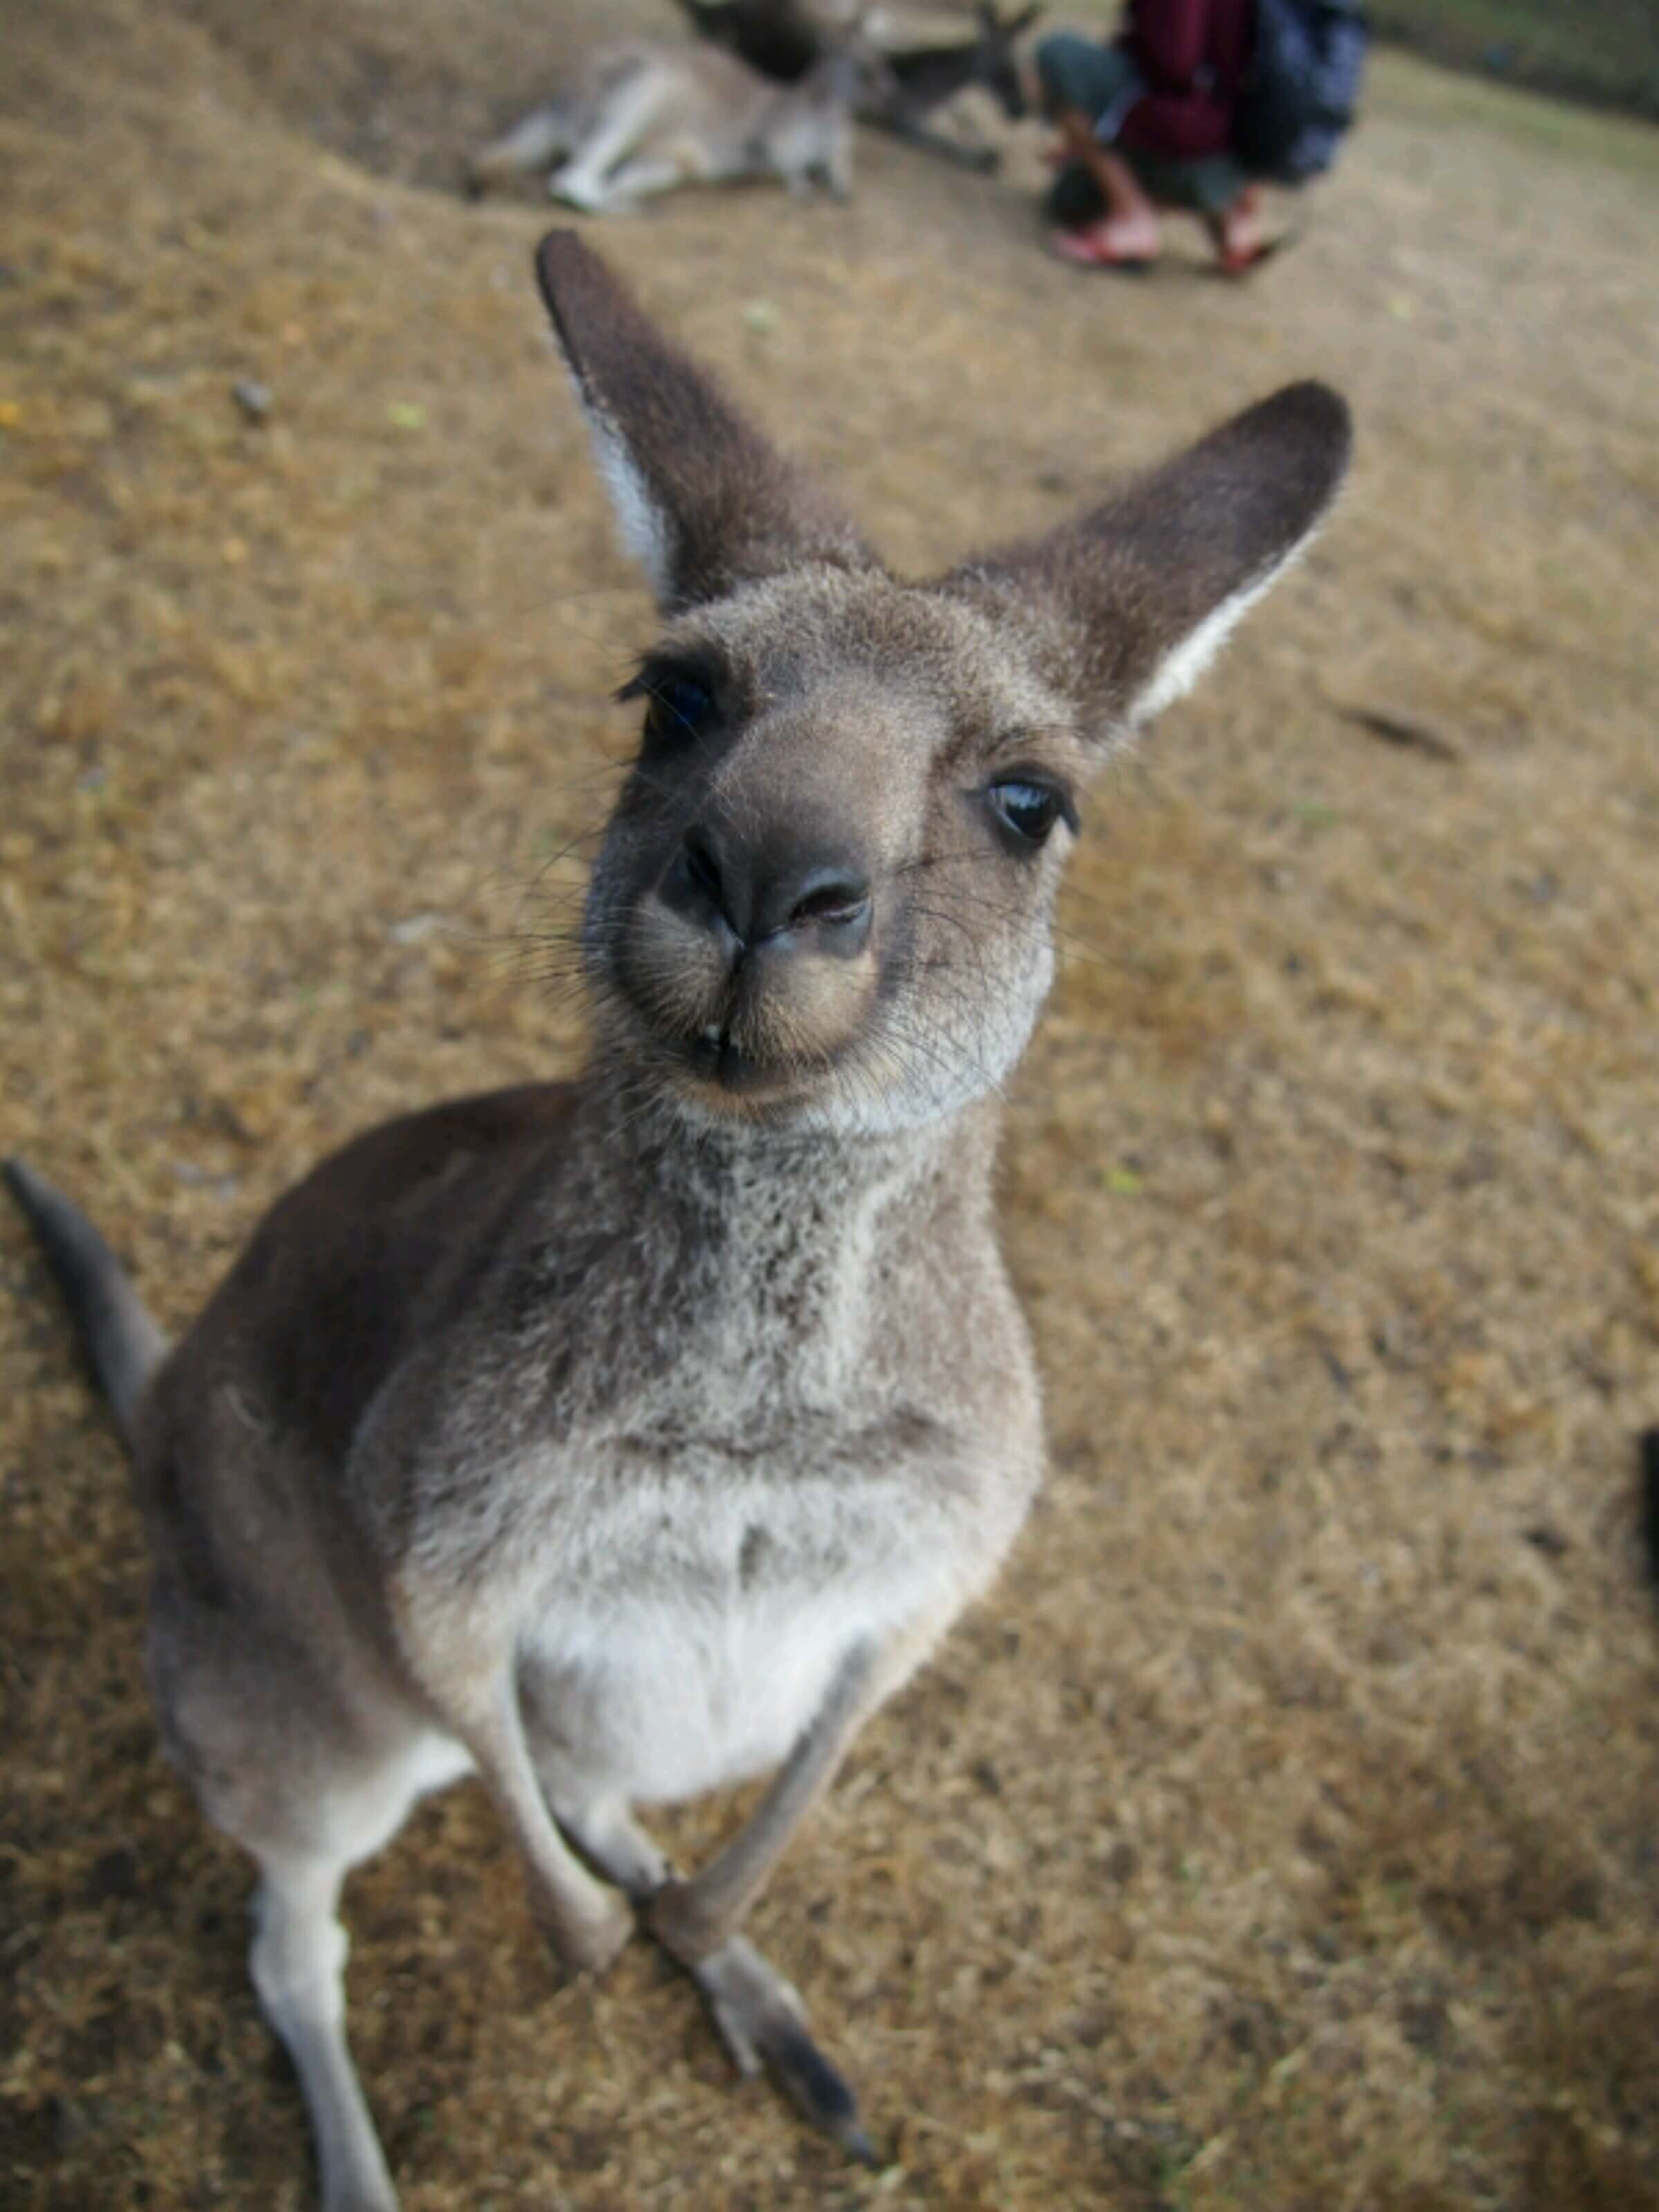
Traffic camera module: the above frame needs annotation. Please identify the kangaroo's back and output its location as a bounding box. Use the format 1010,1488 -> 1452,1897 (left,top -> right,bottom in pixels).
151,1083 -> 580,1474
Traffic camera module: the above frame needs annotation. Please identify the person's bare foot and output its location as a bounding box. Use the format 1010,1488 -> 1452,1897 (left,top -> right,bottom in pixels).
1211,185 -> 1266,269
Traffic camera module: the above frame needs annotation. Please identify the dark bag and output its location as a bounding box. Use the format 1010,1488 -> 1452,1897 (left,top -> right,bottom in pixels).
1234,0 -> 1369,183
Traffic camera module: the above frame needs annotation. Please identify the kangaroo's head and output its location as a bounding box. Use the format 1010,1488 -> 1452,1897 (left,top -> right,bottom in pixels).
797,28 -> 896,119
536,233 -> 1350,1138
973,2 -> 1044,121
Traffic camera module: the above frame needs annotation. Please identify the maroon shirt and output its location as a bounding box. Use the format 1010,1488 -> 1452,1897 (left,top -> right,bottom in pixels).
1120,0 -> 1255,159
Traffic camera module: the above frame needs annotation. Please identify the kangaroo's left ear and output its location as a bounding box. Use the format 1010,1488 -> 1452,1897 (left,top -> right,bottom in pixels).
536,230 -> 880,615
950,381 -> 1353,736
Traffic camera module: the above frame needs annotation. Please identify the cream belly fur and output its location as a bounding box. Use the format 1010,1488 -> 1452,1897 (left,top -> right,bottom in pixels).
521,1458 -> 986,1805
315,1456 -> 978,1857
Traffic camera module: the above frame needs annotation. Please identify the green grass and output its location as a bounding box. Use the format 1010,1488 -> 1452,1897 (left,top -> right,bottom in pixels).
1370,0 -> 1659,120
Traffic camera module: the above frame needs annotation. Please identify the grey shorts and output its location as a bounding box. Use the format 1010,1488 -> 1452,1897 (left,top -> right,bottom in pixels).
1035,30 -> 1251,217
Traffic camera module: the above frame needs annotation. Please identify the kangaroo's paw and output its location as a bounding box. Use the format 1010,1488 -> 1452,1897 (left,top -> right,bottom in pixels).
545,1887 -> 635,1978
687,1935 -> 876,2163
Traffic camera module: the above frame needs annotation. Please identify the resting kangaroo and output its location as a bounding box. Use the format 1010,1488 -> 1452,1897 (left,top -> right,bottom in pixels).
673,0 -> 1044,172
468,36 -> 870,210
4,232 -> 1351,2209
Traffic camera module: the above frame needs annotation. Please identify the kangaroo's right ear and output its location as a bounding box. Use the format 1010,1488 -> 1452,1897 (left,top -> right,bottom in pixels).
953,380 -> 1353,738
536,231 -> 879,615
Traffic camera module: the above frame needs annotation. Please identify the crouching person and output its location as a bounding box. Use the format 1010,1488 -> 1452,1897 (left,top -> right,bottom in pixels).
1035,0 -> 1271,274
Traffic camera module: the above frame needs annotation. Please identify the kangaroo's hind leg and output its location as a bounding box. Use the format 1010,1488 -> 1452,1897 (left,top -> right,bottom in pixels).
205,1723 -> 476,2211
549,66 -> 676,212
250,1846 -> 400,2212
153,1585 -> 472,2212
468,99 -> 581,192
582,151 -> 702,210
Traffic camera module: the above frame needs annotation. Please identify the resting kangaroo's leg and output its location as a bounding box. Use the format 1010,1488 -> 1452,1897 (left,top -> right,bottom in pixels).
250,1852 -> 399,2212
875,111 -> 1000,172
550,71 -> 675,211
583,152 -> 699,209
470,101 -> 580,186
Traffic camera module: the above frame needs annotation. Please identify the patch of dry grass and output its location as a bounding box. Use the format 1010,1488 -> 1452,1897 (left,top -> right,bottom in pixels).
3,4 -> 1658,2207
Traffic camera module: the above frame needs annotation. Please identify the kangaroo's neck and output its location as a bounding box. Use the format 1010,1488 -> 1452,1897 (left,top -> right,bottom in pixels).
563,1058 -> 1003,1259
480,1066 -> 1005,1436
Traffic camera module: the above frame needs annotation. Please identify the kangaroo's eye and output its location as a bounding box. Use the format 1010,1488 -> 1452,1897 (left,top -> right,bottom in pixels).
644,675 -> 713,745
987,778 -> 1074,850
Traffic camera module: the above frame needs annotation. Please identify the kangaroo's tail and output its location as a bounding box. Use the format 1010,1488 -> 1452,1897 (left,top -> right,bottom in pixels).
3,1157 -> 167,1451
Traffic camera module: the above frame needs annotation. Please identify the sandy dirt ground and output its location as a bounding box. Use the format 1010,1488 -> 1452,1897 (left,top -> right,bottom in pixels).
3,3 -> 1658,2206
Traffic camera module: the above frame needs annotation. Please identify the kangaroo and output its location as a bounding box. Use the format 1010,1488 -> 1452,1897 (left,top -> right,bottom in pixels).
873,1 -> 1043,169
467,35 -> 872,211
3,232 -> 1351,2209
674,0 -> 1044,171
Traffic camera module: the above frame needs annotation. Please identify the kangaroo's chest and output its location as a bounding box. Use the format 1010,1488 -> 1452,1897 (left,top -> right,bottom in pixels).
401,1158 -> 1038,1804
521,1415 -> 971,1804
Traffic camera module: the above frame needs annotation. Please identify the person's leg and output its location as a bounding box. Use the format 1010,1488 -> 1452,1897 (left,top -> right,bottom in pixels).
1044,159 -> 1105,229
1210,180 -> 1267,267
1049,110 -> 1161,259
1137,149 -> 1272,270
1032,32 -> 1160,260
1115,145 -> 1278,272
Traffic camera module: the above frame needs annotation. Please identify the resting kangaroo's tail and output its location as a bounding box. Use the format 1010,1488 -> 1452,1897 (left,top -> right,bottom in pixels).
3,1158 -> 167,1450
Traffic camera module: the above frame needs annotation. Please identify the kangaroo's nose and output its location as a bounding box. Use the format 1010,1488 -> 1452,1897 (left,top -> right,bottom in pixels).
665,823 -> 872,958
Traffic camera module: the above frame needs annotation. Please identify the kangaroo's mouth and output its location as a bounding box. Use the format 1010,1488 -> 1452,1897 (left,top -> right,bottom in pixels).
679,1020 -> 812,1101
612,888 -> 881,1112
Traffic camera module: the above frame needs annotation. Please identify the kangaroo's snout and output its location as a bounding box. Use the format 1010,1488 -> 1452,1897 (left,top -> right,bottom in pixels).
619,798 -> 883,1112
664,821 -> 873,958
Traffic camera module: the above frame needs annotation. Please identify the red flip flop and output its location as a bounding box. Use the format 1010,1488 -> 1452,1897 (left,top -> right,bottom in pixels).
1214,231 -> 1298,279
1050,225 -> 1156,273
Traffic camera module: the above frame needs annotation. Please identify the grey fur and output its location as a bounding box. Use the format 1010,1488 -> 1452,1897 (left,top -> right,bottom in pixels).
468,37 -> 874,212
2,1156 -> 165,1445
4,232 -> 1350,2208
672,0 -> 1045,172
